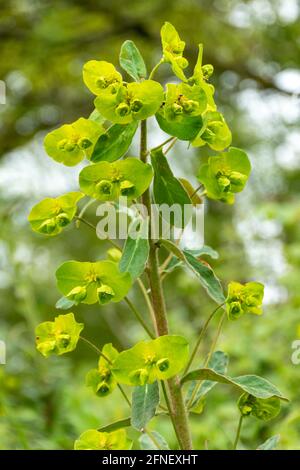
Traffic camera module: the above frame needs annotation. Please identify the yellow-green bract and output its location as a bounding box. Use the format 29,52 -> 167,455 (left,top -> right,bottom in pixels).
35,313 -> 83,358
238,393 -> 281,421
226,281 -> 264,320
55,260 -> 131,305
198,147 -> 251,204
28,192 -> 84,236
74,429 -> 132,450
160,22 -> 188,81
44,118 -> 103,166
83,60 -> 123,96
86,343 -> 118,398
112,335 -> 189,386
94,80 -> 164,124
79,158 -> 153,201
192,111 -> 232,151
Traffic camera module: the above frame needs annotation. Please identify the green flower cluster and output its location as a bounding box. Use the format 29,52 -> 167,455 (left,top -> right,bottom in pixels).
226,281 -> 264,320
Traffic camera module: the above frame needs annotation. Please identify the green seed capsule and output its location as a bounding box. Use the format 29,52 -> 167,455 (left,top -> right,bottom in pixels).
217,175 -> 231,192
39,218 -> 57,234
96,77 -> 107,89
182,99 -> 199,114
56,334 -> 71,349
115,103 -> 130,117
37,339 -> 56,356
131,99 -> 143,113
120,180 -> 135,196
57,138 -> 68,150
171,103 -> 183,115
56,212 -> 70,227
64,141 -> 77,152
95,179 -> 113,196
129,368 -> 149,386
66,286 -> 87,303
176,57 -> 188,69
229,301 -> 243,319
202,64 -> 214,79
96,381 -> 110,396
97,285 -> 115,304
157,358 -> 170,372
78,137 -> 93,150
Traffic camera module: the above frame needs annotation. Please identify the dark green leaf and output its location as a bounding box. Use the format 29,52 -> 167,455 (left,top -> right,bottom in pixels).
181,369 -> 288,401
139,431 -> 170,450
131,382 -> 160,431
119,40 -> 147,81
91,122 -> 138,163
150,148 -> 192,228
158,239 -> 186,261
257,435 -> 280,450
119,218 -> 149,280
184,250 -> 225,304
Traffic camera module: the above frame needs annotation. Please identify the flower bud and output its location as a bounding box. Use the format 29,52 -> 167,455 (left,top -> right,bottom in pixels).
182,99 -> 199,114
120,180 -> 135,196
96,381 -> 110,396
115,103 -> 130,117
241,405 -> 252,416
57,139 -> 68,150
176,57 -> 188,69
78,137 -> 93,150
202,64 -> 214,79
171,103 -> 183,115
156,358 -> 170,372
228,301 -> 243,320
96,77 -> 107,89
56,334 -> 71,349
66,285 -> 87,303
129,368 -> 149,386
97,285 -> 115,304
39,218 -> 57,234
95,180 -> 113,196
56,212 -> 70,227
131,99 -> 143,113
217,175 -> 231,192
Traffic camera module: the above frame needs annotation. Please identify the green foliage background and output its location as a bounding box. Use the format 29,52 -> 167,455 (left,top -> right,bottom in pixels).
0,0 -> 299,449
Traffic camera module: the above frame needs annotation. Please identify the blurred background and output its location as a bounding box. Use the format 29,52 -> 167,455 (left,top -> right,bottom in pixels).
0,0 -> 300,450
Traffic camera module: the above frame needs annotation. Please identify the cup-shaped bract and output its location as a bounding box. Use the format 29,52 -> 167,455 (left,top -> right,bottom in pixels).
226,281 -> 264,320
28,192 -> 84,236
192,111 -> 232,151
44,118 -> 103,166
112,335 -> 189,386
79,158 -> 153,201
35,313 -> 84,358
74,429 -> 132,450
198,147 -> 251,204
161,22 -> 188,81
55,260 -> 131,306
238,393 -> 281,421
94,80 -> 164,124
86,343 -> 119,397
83,60 -> 123,96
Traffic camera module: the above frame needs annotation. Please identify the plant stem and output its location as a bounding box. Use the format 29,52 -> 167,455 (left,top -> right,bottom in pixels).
233,415 -> 244,450
183,303 -> 225,375
124,297 -> 155,339
139,120 -> 193,450
148,58 -> 164,80
165,137 -> 178,154
136,278 -> 158,335
75,215 -> 120,249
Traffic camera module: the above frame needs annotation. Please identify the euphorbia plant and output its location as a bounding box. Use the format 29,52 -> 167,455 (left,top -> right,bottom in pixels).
29,22 -> 287,451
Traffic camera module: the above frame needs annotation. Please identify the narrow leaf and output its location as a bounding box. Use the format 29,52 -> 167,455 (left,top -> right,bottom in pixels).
159,239 -> 186,261
119,218 -> 149,280
257,435 -> 280,450
91,122 -> 138,163
139,431 -> 170,450
119,40 -> 147,81
181,369 -> 288,401
98,417 -> 131,433
151,148 -> 192,228
131,381 -> 160,431
185,245 -> 219,260
184,250 -> 225,304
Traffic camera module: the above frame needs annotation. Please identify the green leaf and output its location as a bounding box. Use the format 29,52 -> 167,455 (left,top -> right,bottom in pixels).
91,122 -> 138,163
185,245 -> 219,259
35,313 -> 84,358
74,429 -> 132,450
56,260 -> 131,305
44,118 -> 103,166
28,192 -> 84,236
79,158 -> 153,202
257,435 -> 280,450
139,431 -> 170,450
112,335 -> 189,386
55,296 -> 75,310
119,218 -> 149,280
98,417 -> 131,433
186,351 -> 229,408
183,250 -> 225,304
131,381 -> 159,431
119,40 -> 147,81
158,239 -> 186,262
181,369 -> 288,401
150,148 -> 192,228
